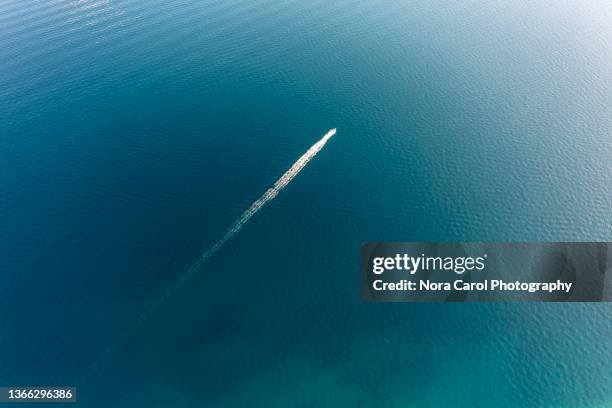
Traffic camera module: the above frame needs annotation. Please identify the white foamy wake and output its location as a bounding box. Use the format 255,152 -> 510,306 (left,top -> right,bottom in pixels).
141,128 -> 336,320
80,128 -> 336,383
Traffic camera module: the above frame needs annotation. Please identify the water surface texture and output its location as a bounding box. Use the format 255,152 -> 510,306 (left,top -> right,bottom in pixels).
1,0 -> 611,406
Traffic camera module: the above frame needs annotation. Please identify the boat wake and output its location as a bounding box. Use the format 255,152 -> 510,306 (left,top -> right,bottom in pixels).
139,128 -> 336,323
80,128 -> 336,383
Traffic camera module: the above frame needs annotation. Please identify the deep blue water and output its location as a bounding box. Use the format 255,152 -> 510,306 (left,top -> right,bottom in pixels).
1,0 -> 611,406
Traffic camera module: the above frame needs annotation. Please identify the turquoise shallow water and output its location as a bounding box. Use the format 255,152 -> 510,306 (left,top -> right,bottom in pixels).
1,0 -> 611,406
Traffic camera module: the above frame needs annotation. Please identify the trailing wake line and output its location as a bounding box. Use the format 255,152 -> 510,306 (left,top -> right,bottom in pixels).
79,128 -> 336,383
137,128 -> 336,323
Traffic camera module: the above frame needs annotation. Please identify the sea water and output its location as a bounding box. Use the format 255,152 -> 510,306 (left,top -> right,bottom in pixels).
1,0 -> 610,406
